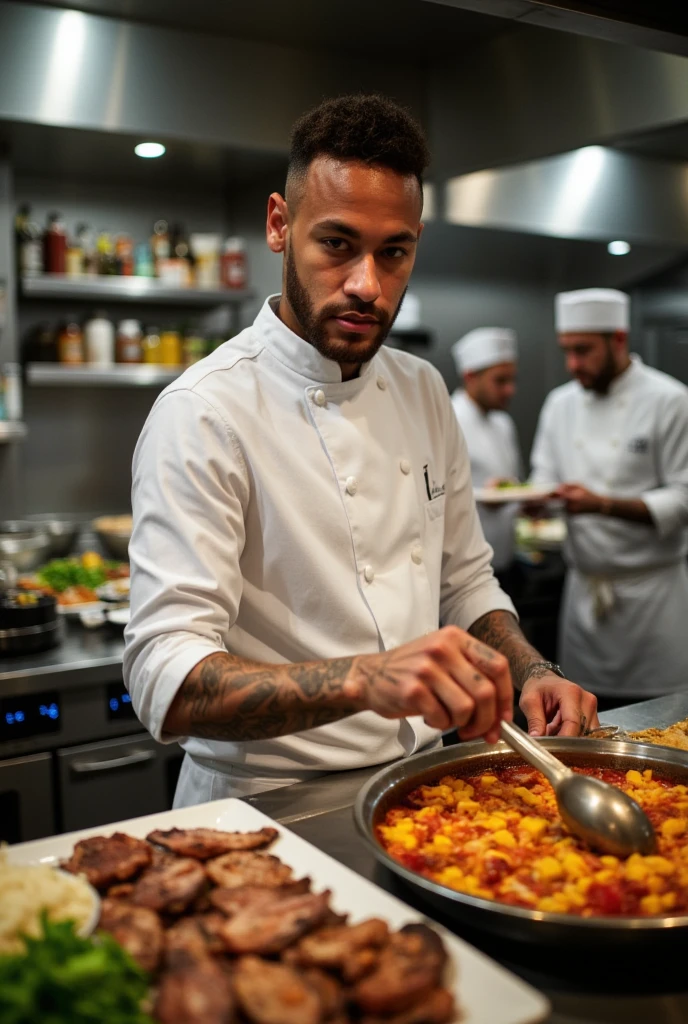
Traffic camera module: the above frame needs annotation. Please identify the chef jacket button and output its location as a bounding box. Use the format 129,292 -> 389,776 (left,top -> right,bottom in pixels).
411,545 -> 423,565
346,476 -> 358,496
313,389 -> 327,407
377,375 -> 386,390
400,459 -> 411,475
364,565 -> 375,583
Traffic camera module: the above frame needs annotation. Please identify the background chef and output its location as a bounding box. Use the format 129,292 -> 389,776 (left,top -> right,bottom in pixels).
531,288 -> 688,708
124,94 -> 598,809
451,328 -> 522,594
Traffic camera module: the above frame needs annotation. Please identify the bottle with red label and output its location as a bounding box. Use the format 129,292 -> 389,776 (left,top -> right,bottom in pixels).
221,237 -> 247,290
43,212 -> 67,274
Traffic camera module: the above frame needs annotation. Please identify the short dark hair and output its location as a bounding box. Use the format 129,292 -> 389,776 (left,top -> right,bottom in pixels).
287,94 -> 429,205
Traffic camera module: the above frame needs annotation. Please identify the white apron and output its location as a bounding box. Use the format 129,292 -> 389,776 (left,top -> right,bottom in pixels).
531,356 -> 688,697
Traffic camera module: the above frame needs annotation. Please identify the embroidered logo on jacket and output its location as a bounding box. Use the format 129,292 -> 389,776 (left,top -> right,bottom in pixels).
423,463 -> 446,500
627,437 -> 649,454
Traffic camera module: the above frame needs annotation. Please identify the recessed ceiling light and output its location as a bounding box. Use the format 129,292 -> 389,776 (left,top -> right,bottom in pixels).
135,142 -> 166,159
608,240 -> 631,256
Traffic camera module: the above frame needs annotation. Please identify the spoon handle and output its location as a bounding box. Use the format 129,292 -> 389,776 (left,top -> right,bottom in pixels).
500,720 -> 572,786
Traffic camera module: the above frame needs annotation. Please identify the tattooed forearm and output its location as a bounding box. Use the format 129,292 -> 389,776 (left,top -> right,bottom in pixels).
468,610 -> 547,690
164,653 -> 360,741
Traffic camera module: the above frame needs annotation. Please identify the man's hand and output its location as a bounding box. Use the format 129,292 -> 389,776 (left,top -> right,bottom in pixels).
555,483 -> 602,515
345,625 -> 514,744
519,673 -> 600,737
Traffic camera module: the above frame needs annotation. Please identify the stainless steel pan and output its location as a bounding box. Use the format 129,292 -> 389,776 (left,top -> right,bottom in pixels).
354,738 -> 688,946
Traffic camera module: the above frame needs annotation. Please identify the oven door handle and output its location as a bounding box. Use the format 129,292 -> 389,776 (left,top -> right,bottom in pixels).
70,749 -> 156,774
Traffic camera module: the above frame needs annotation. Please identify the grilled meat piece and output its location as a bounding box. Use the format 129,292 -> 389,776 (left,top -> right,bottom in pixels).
292,919 -> 389,980
301,967 -> 346,1021
206,850 -> 293,890
106,882 -> 135,900
147,826 -> 278,860
361,987 -> 455,1024
165,913 -> 228,958
129,855 -> 206,914
354,924 -> 448,1016
61,832 -> 152,890
98,898 -> 163,974
221,889 -> 331,955
155,950 -> 235,1024
233,955 -> 322,1024
209,879 -> 311,917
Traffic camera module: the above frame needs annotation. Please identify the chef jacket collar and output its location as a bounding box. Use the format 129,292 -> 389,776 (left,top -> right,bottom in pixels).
256,295 -> 376,387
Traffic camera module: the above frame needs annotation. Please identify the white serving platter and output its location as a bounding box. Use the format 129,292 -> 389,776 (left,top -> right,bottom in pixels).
474,484 -> 555,505
7,798 -> 550,1024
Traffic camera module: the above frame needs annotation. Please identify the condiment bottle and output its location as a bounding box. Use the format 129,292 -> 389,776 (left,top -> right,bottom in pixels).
76,223 -> 97,275
43,212 -> 67,274
84,312 -> 115,366
141,326 -> 161,363
15,204 -> 43,278
57,320 -> 84,365
221,237 -> 247,289
96,231 -> 117,275
134,243 -> 155,278
182,329 -> 206,366
151,220 -> 170,275
115,235 -> 134,276
65,233 -> 84,277
158,326 -> 182,366
116,320 -> 143,364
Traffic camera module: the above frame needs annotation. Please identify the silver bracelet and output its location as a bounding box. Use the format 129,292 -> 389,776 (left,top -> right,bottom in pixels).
526,660 -> 565,679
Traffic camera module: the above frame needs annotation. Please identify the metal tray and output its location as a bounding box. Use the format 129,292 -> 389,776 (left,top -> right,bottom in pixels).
354,738 -> 688,947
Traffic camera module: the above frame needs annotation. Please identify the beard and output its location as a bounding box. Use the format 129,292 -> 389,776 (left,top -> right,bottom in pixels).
581,342 -> 618,394
284,244 -> 404,367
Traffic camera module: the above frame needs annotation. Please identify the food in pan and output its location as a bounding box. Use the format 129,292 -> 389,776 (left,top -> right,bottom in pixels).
48,824 -> 457,1023
628,718 -> 688,752
0,853 -> 99,955
378,766 -> 688,917
18,552 -> 129,607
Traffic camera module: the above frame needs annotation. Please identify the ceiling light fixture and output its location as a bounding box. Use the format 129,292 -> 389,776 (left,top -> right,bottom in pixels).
135,142 -> 166,159
608,240 -> 631,256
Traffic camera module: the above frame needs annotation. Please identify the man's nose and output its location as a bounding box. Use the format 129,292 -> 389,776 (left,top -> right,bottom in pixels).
343,254 -> 381,305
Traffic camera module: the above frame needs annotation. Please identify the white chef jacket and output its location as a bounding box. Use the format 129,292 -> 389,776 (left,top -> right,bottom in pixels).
530,355 -> 688,696
124,296 -> 515,797
451,390 -> 522,572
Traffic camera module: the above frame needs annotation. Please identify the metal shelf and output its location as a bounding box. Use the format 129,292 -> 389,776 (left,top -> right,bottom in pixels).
26,364 -> 182,388
0,421 -> 27,442
20,274 -> 252,306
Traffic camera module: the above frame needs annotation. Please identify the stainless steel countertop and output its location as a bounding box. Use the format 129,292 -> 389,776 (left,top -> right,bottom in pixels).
249,694 -> 688,1024
0,620 -> 124,696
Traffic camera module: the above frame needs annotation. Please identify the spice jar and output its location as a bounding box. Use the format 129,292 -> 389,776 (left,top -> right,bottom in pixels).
57,321 -> 84,365
221,237 -> 247,289
116,320 -> 143,364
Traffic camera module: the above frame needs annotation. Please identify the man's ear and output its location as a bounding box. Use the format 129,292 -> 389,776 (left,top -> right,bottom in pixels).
267,193 -> 289,254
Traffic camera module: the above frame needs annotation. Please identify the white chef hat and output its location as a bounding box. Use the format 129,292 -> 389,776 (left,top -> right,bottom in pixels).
555,288 -> 630,334
452,327 -> 518,375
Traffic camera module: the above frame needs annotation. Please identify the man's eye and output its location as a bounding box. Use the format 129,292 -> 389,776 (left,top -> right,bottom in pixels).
322,238 -> 349,251
382,247 -> 407,259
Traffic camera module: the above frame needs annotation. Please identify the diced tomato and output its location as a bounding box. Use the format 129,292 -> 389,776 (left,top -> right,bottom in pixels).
587,882 -> 623,915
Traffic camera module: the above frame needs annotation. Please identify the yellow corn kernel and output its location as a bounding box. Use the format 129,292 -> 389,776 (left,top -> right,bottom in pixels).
399,833 -> 418,850
520,816 -> 549,839
644,856 -> 675,877
575,876 -> 593,894
643,769 -> 653,781
514,786 -> 539,807
626,769 -> 643,786
624,855 -> 648,882
647,876 -> 666,894
457,799 -> 480,812
600,855 -> 619,868
534,856 -> 564,881
414,806 -> 437,821
432,834 -> 453,853
661,892 -> 677,910
483,816 -> 509,832
480,775 -> 498,787
594,869 -> 615,884
640,894 -> 662,915
492,829 -> 516,849
537,894 -> 571,913
660,818 -> 686,839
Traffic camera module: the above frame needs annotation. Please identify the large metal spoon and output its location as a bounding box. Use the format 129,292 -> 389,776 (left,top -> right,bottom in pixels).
500,720 -> 657,857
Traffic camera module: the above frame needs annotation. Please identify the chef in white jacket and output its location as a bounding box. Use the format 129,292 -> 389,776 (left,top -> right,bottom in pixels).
451,328 -> 522,587
125,95 -> 598,807
531,288 -> 688,705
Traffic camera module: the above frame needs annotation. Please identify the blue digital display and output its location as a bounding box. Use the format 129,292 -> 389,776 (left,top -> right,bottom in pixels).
0,692 -> 61,741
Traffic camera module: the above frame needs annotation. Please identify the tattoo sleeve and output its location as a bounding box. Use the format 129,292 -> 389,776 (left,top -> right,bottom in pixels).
164,652 -> 360,741
468,610 -> 548,690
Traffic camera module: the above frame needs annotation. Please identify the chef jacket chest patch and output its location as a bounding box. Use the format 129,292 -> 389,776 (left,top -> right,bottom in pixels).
423,462 -> 446,501
627,436 -> 649,454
